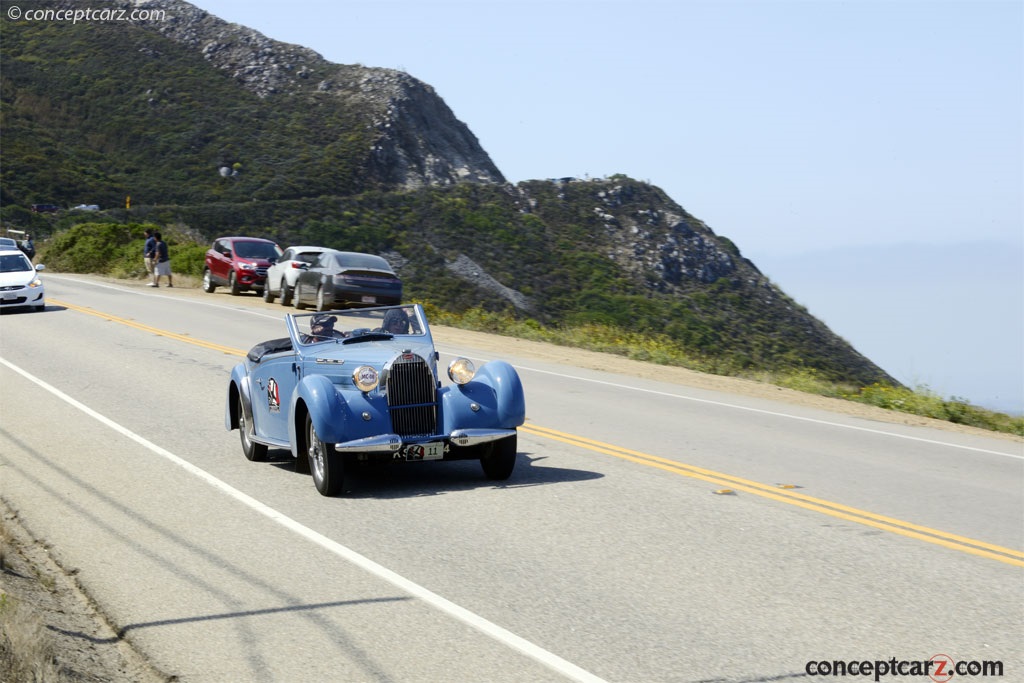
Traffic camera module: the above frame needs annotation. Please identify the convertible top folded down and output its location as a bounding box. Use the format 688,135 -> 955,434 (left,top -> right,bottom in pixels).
247,337 -> 293,363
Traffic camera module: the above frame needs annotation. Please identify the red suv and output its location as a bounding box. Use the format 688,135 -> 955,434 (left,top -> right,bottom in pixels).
202,236 -> 282,296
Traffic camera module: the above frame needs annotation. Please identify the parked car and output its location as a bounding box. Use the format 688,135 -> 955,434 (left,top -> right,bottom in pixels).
226,305 -> 525,496
202,236 -> 282,296
0,249 -> 45,312
0,238 -> 18,250
262,245 -> 330,306
30,204 -> 59,213
72,204 -> 100,211
292,250 -> 402,311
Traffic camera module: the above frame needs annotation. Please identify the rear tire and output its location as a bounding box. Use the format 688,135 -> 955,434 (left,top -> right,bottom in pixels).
307,414 -> 344,496
315,286 -> 328,312
202,269 -> 216,293
280,280 -> 293,306
480,434 -> 517,480
239,393 -> 267,462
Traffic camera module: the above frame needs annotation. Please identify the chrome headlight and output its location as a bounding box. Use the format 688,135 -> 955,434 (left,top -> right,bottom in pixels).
238,262 -> 257,270
447,358 -> 476,385
27,278 -> 43,288
352,365 -> 379,392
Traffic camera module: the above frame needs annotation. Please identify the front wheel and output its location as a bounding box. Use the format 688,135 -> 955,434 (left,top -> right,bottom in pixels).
315,286 -> 328,312
480,434 -> 517,480
239,393 -> 267,462
229,272 -> 241,296
262,283 -> 274,303
307,414 -> 344,496
202,269 -> 216,293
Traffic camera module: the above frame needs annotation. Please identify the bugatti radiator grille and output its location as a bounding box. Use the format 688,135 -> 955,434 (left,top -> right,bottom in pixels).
386,355 -> 437,437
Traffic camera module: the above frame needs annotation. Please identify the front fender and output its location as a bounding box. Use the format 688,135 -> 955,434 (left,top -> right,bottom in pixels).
290,374 -> 346,448
288,376 -> 391,450
441,360 -> 525,432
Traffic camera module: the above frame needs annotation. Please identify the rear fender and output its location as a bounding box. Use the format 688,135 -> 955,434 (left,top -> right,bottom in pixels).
225,363 -> 252,431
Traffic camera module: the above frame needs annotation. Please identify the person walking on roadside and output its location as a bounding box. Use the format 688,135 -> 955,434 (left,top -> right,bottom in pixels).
19,234 -> 35,262
144,228 -> 157,285
152,231 -> 173,287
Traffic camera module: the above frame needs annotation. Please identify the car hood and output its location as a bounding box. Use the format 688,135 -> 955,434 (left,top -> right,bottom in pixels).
305,339 -> 435,369
0,270 -> 40,288
238,257 -> 274,267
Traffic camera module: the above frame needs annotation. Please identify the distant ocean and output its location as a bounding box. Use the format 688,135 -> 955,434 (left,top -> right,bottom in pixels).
758,241 -> 1024,416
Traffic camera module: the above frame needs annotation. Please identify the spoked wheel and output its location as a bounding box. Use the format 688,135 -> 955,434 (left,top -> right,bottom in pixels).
238,393 -> 267,462
480,433 -> 517,480
306,414 -> 344,496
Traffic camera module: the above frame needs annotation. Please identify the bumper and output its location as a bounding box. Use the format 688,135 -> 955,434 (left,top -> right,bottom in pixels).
0,289 -> 44,308
333,428 -> 516,458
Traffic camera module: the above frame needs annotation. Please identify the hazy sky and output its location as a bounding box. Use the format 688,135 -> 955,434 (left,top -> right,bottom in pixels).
191,0 -> 1023,413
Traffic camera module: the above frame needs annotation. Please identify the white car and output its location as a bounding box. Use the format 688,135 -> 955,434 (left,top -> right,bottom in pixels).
262,246 -> 330,306
0,249 -> 45,312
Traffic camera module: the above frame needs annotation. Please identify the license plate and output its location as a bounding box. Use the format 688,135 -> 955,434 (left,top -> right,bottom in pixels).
361,295 -> 377,303
401,442 -> 444,461
2,293 -> 17,301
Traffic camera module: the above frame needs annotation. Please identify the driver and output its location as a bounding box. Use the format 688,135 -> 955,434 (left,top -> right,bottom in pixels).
306,314 -> 343,341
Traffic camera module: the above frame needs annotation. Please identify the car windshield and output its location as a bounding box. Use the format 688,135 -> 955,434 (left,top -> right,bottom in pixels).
234,241 -> 281,259
337,253 -> 393,271
0,253 -> 32,273
295,251 -> 323,264
292,305 -> 424,344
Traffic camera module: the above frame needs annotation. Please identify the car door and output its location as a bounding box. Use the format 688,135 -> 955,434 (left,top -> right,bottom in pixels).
210,239 -> 232,284
269,248 -> 294,293
296,252 -> 328,305
248,350 -> 298,443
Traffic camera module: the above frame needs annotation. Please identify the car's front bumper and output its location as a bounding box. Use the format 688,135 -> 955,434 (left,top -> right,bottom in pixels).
333,428 -> 516,460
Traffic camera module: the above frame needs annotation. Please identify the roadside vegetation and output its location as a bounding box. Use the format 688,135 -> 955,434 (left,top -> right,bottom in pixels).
31,224 -> 1023,437
0,522 -> 65,683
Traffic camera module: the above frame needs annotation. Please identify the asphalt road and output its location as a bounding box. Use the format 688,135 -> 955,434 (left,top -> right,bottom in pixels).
1,274 -> 1021,683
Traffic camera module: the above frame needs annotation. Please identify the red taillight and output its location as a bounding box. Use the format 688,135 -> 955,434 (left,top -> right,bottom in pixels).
291,262 -> 303,269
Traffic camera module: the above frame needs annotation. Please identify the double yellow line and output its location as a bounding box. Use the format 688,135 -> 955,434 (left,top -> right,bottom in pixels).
520,423 -> 1024,568
56,298 -> 1024,568
56,299 -> 247,356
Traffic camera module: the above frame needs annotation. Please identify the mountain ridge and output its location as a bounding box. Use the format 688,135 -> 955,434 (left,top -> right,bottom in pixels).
0,0 -> 897,387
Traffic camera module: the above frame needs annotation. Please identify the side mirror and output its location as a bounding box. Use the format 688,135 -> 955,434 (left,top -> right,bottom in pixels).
35,264 -> 45,271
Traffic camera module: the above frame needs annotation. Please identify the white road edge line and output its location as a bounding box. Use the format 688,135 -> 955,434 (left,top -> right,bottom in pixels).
0,356 -> 607,683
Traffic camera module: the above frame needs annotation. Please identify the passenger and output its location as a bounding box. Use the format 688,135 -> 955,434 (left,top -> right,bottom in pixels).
380,308 -> 410,334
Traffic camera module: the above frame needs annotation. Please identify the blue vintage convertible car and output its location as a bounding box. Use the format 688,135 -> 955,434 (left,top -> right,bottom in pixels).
226,305 -> 525,496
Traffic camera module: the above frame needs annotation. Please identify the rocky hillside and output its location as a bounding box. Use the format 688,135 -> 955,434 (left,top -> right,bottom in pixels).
0,0 -> 896,387
147,0 -> 504,187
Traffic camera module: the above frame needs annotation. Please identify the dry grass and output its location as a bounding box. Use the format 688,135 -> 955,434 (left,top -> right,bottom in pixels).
0,517 -> 65,683
0,592 -> 65,682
